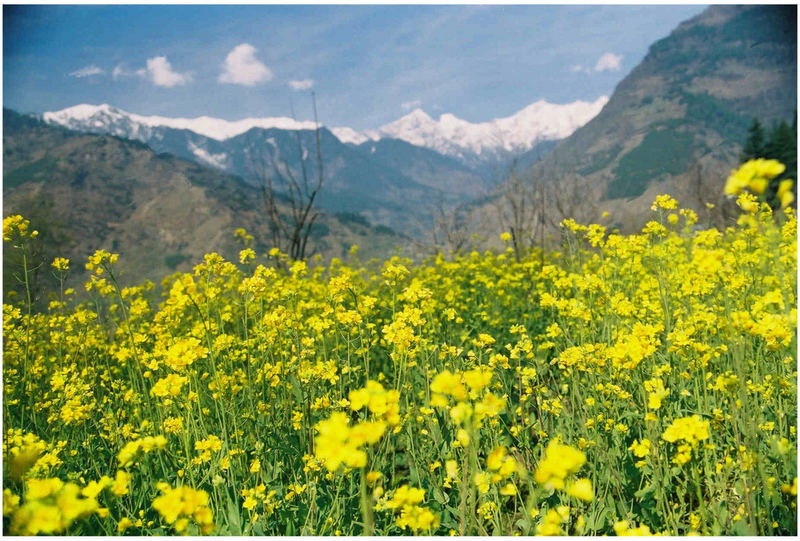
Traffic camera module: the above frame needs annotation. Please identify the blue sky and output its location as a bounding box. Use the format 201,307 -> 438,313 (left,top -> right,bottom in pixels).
3,4 -> 707,130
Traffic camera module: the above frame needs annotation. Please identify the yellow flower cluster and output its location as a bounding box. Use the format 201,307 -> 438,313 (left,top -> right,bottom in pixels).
535,506 -> 570,535
725,159 -> 793,208
477,446 -> 520,496
661,415 -> 711,465
84,249 -> 119,274
628,438 -> 652,468
314,411 -> 385,471
348,380 -> 401,425
614,519 -> 655,536
644,377 -> 670,410
661,415 -> 710,446
2,214 -> 38,242
241,484 -> 278,514
150,373 -> 189,397
396,504 -> 440,532
534,441 -> 588,491
161,336 -> 208,371
3,429 -> 49,480
5,478 -> 100,535
193,435 -> 223,464
152,482 -> 214,534
51,257 -> 70,272
430,367 -> 506,443
381,485 -> 440,532
118,435 -> 168,467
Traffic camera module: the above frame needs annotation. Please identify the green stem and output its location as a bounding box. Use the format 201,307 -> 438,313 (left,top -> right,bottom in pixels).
359,468 -> 375,535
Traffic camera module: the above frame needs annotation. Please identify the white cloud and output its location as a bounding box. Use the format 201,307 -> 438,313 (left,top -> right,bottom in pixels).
570,64 -> 584,73
146,56 -> 191,87
69,65 -> 104,78
218,43 -> 272,86
402,99 -> 422,112
288,79 -> 314,91
594,52 -> 623,72
112,64 -> 144,81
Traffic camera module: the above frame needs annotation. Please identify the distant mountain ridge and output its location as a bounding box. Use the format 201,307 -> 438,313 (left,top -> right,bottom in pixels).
43,104 -> 319,141
42,96 -> 606,170
361,98 -> 608,167
40,100 -> 601,234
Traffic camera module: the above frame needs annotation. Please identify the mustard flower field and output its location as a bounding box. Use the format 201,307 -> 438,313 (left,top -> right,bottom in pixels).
2,162 -> 797,535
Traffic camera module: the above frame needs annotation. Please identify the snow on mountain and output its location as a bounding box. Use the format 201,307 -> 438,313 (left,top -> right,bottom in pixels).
187,141 -> 229,169
365,97 -> 609,160
330,126 -> 369,145
43,97 -> 608,165
43,104 -> 318,141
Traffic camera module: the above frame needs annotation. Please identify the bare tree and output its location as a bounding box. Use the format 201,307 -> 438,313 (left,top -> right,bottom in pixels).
248,92 -> 325,262
681,160 -> 739,229
544,168 -> 597,228
431,198 -> 475,254
493,163 -> 542,262
493,152 -> 606,265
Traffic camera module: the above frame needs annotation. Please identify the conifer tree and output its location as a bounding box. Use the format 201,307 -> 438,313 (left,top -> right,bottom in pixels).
763,118 -> 797,208
738,114 -> 797,209
741,117 -> 766,161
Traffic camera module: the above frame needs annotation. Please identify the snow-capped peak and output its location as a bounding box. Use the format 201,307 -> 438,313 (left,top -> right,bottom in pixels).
330,126 -> 369,145
403,108 -> 434,122
43,104 -> 319,141
365,96 -> 609,159
44,103 -> 121,121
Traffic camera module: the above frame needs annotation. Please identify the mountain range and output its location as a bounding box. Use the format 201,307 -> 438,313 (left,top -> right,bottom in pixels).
39,108 -> 471,235
38,97 -> 605,235
358,97 -> 608,167
42,97 -> 607,169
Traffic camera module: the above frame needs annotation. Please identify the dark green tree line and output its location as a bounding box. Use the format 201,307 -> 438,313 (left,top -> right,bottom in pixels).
741,114 -> 797,209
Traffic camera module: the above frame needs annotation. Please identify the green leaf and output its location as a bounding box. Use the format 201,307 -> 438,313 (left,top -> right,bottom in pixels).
585,506 -> 609,533
226,496 -> 243,536
634,483 -> 655,500
732,520 -> 755,536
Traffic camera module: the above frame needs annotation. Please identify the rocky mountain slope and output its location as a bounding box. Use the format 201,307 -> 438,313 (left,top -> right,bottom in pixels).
3,109 -> 407,303
506,4 -> 797,230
